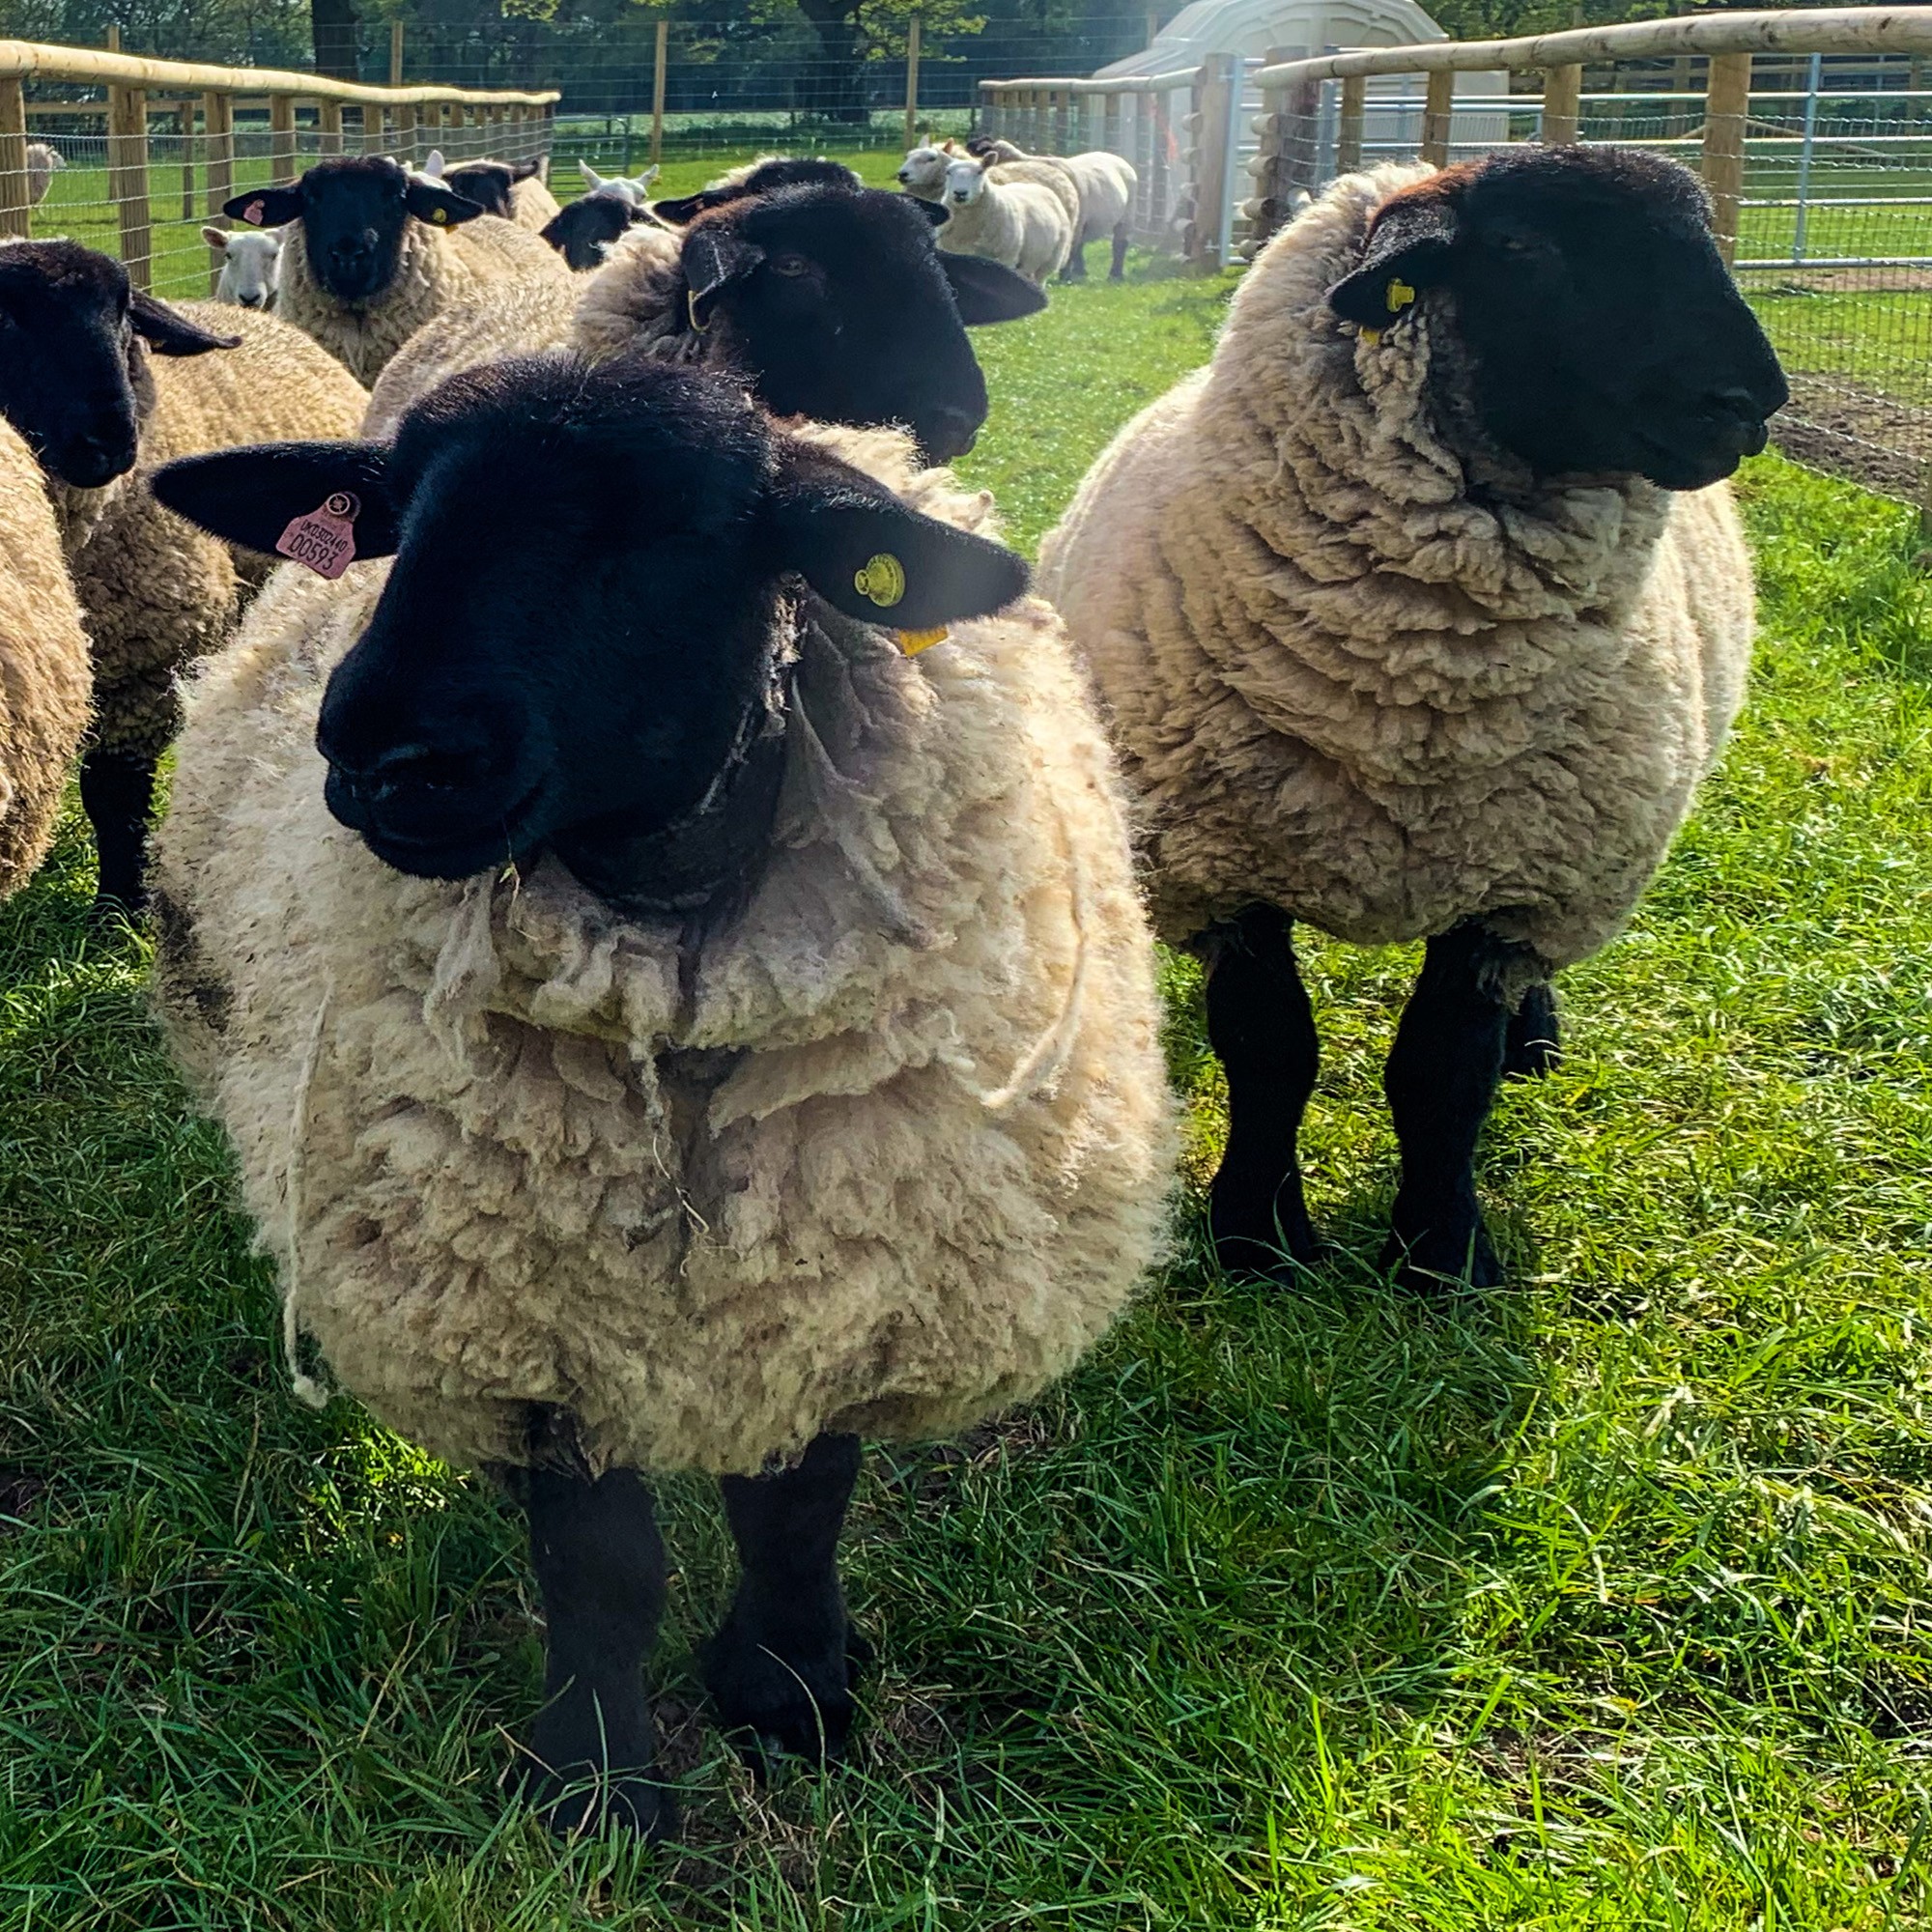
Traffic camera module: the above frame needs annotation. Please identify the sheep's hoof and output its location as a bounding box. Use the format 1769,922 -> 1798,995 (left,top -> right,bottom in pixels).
521,1758 -> 677,1843
701,1613 -> 870,1774
1379,1205 -> 1502,1294
87,887 -> 148,931
1503,984 -> 1561,1081
1208,1171 -> 1320,1279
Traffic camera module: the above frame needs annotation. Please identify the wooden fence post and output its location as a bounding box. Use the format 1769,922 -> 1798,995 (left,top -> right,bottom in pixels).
1337,72 -> 1365,172
1703,50 -> 1751,267
270,91 -> 296,179
397,100 -> 418,166
904,15 -> 920,149
1541,62 -> 1581,143
1182,54 -> 1234,269
319,96 -> 343,157
362,102 -> 386,155
388,19 -> 404,87
107,83 -> 151,290
178,101 -> 195,220
1421,66 -> 1454,165
0,77 -> 30,242
651,18 -> 668,167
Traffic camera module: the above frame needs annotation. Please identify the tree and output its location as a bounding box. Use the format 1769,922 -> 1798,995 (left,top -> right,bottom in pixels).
312,0 -> 359,76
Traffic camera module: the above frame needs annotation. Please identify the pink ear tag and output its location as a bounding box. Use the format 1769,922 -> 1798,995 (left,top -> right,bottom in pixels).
242,198 -> 267,225
275,490 -> 359,580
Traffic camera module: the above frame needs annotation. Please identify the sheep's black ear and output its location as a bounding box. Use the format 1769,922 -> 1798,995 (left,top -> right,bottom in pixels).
765,444 -> 1028,631
1326,186 -> 1460,326
941,252 -> 1047,324
404,182 -> 488,228
225,184 -> 303,226
130,289 -> 242,355
151,442 -> 401,562
650,189 -> 710,226
512,157 -> 542,181
913,195 -> 950,228
683,227 -> 763,327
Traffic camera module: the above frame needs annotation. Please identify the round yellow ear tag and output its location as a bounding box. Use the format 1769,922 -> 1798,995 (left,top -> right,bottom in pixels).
432,207 -> 448,224
854,553 -> 906,610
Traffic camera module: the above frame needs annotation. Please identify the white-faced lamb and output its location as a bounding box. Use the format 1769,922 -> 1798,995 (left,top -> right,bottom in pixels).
577,158 -> 660,206
202,224 -> 282,309
965,135 -> 1137,280
367,173 -> 1044,458
25,142 -> 64,208
149,351 -> 1175,1841
1039,144 -> 1788,1292
931,152 -> 1073,286
0,238 -> 368,910
225,155 -> 572,385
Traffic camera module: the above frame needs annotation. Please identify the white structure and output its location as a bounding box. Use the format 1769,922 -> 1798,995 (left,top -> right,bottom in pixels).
1097,0 -> 1451,76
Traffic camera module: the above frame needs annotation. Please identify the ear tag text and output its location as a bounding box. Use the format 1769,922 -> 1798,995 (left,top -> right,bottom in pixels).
276,490 -> 359,580
854,553 -> 906,610
897,626 -> 949,655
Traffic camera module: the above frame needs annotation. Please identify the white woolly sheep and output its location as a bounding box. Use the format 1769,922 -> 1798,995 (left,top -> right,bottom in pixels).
0,416 -> 92,902
149,351 -> 1174,1842
0,239 -> 369,911
228,155 -> 572,386
967,136 -> 1136,279
1039,147 -> 1788,1293
202,224 -> 282,309
25,142 -> 64,208
935,153 -> 1072,285
577,158 -> 660,207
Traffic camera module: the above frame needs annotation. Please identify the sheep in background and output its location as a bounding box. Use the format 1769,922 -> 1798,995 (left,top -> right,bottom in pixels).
577,158 -> 660,207
539,191 -> 650,270
366,176 -> 1042,454
0,416 -> 92,903
226,156 -> 571,385
966,135 -> 1136,280
896,138 -> 964,200
25,142 -> 64,208
0,239 -> 368,910
150,352 -> 1174,1840
202,225 -> 282,309
936,152 -> 1072,285
647,154 -> 859,225
418,148 -> 561,232
1039,147 -> 1788,1292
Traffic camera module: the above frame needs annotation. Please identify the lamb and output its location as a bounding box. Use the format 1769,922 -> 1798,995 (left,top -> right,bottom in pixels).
25,142 -> 64,208
540,190 -> 650,270
419,149 -> 562,232
0,239 -> 369,910
202,224 -> 282,309
933,153 -> 1073,285
149,351 -> 1175,1841
364,176 -> 1043,458
1038,145 -> 1788,1292
0,417 -> 92,903
577,158 -> 660,207
647,154 -> 860,225
966,136 -> 1136,280
226,156 -> 573,385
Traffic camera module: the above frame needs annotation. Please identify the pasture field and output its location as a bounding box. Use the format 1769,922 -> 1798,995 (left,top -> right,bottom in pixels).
3,210 -> 1932,1932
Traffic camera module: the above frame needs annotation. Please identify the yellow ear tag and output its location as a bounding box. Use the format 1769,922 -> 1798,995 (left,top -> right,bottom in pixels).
1359,327 -> 1383,347
431,207 -> 448,224
1385,276 -> 1416,314
853,553 -> 906,610
897,626 -> 949,655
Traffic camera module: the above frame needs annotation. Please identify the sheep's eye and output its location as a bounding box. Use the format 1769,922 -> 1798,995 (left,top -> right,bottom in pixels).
769,252 -> 810,277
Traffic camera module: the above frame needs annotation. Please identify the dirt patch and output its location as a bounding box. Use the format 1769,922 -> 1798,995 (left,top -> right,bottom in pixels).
1772,372 -> 1931,499
1749,266 -> 1932,296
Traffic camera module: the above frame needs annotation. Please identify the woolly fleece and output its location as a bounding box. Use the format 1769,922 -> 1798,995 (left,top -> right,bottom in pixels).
508,175 -> 563,233
1037,163 -> 1755,970
937,159 -> 1073,285
0,419 -> 91,899
56,301 -> 368,762
152,421 -> 1176,1478
977,142 -> 1134,249
276,208 -> 572,386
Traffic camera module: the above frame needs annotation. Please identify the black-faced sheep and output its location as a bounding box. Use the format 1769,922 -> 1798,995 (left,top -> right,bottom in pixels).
149,352 -> 1174,1841
0,239 -> 369,910
367,177 -> 1043,461
420,149 -> 561,233
226,156 -> 572,385
1039,144 -> 1788,1292
540,192 -> 650,271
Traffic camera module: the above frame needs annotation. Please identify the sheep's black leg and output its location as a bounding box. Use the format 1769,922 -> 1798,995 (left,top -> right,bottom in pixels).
79,746 -> 159,918
1380,922 -> 1520,1292
703,1432 -> 867,1770
1204,903 -> 1320,1274
520,1465 -> 674,1841
1503,980 -> 1561,1080
1109,223 -> 1129,280
1061,233 -> 1089,281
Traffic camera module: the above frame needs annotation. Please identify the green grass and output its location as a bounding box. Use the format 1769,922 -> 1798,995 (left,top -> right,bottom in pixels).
6,222 -> 1932,1931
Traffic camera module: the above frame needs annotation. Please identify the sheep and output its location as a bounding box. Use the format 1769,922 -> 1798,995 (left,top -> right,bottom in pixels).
226,156 -> 573,386
895,138 -> 965,200
933,153 -> 1072,285
148,350 -> 1175,1840
577,158 -> 660,207
966,136 -> 1136,280
647,154 -> 860,226
364,176 -> 1044,456
0,239 -> 369,911
25,142 -> 64,209
1037,145 -> 1789,1293
418,149 -> 561,232
540,190 -> 651,270
202,224 -> 282,309
0,417 -> 92,903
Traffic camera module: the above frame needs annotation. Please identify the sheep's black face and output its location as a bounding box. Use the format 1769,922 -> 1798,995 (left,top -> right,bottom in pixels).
0,241 -> 238,489
226,157 -> 485,308
681,185 -> 1045,465
444,159 -> 534,221
1327,146 -> 1789,491
148,356 -> 1030,898
542,195 -> 642,271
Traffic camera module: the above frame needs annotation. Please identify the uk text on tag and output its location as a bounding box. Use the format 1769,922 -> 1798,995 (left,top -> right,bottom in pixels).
276,491 -> 359,580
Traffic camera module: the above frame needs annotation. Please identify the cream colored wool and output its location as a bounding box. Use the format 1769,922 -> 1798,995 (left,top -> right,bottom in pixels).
153,422 -> 1176,1478
936,158 -> 1072,284
508,175 -> 562,232
276,209 -> 571,386
975,141 -> 1133,250
0,420 -> 91,899
1038,163 -> 1754,971
58,301 -> 368,762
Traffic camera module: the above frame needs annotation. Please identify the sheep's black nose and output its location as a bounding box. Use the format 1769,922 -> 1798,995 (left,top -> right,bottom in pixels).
1701,385 -> 1763,427
60,427 -> 134,488
923,407 -> 980,462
